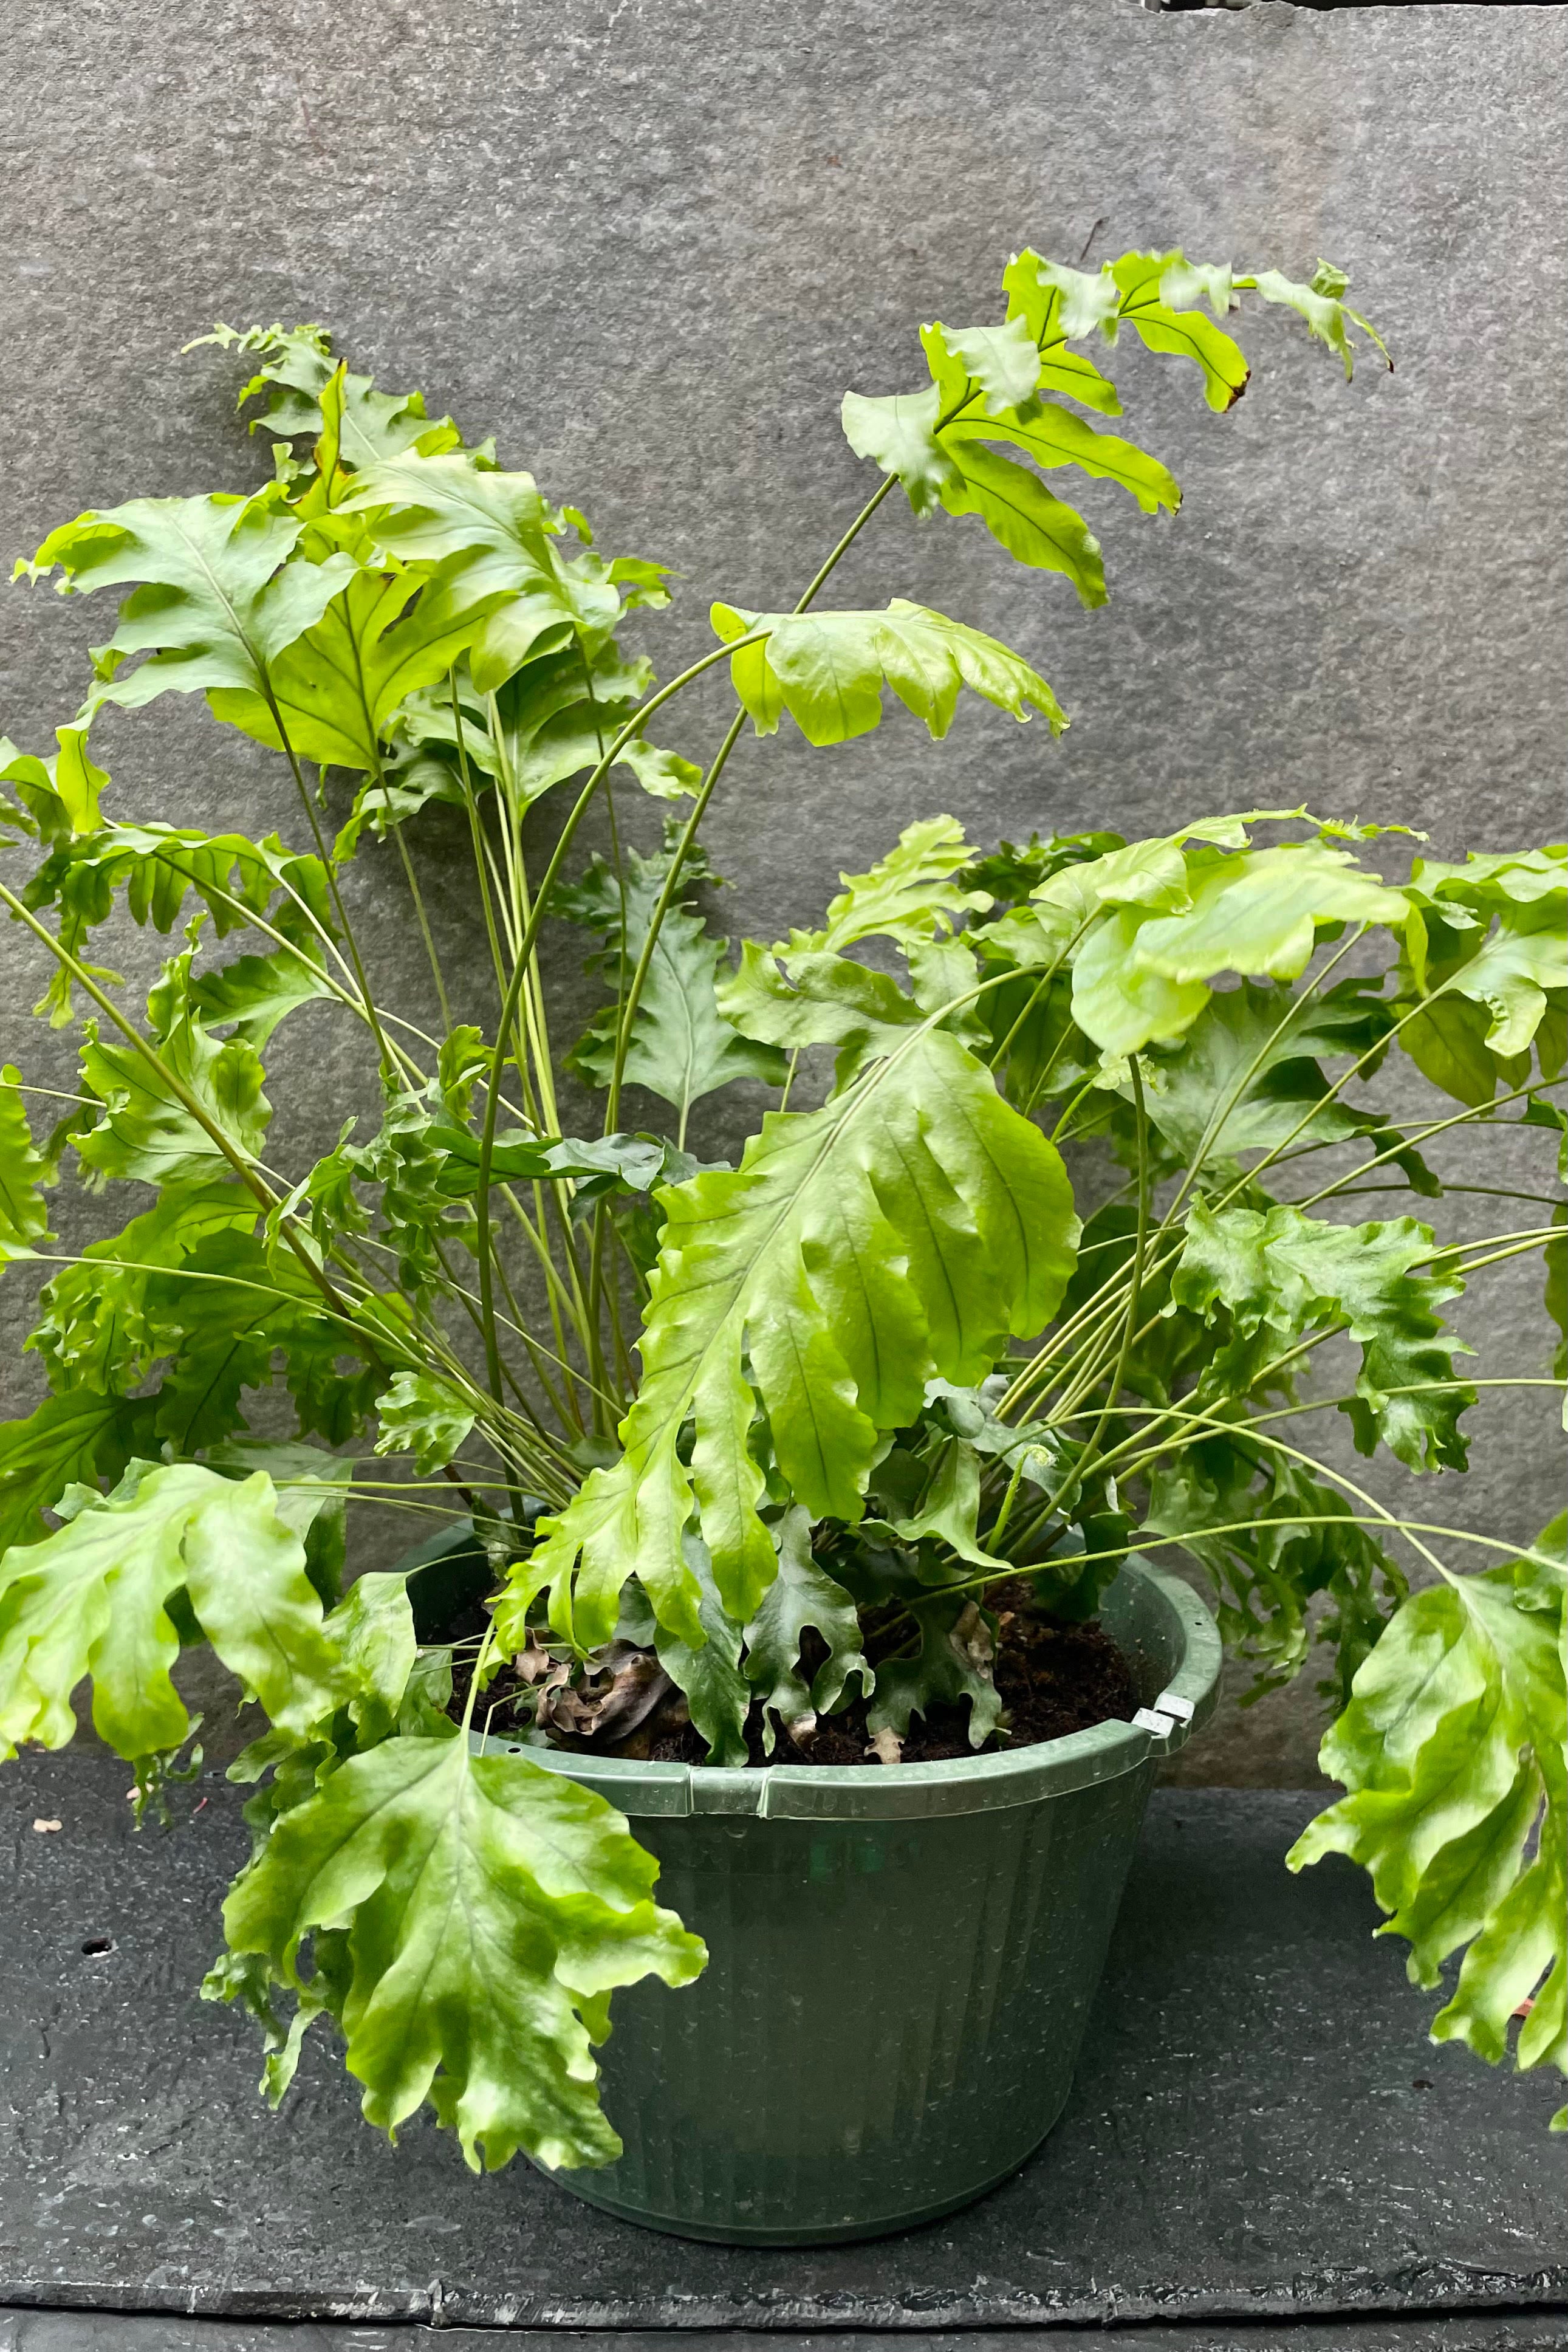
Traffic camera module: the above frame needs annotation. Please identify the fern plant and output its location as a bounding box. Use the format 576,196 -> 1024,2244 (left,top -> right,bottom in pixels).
1,249 -> 1562,2175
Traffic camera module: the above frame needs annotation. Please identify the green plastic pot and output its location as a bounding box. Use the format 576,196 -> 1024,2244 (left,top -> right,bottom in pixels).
403,1531 -> 1221,2244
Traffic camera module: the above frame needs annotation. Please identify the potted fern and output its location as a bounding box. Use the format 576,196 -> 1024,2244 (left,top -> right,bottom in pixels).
1,245 -> 1561,2244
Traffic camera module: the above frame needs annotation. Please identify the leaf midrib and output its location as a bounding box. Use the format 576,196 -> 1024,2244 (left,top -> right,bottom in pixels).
625,1031 -> 958,1466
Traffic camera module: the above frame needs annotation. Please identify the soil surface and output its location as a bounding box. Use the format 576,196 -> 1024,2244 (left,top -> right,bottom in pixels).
447,1577 -> 1140,1767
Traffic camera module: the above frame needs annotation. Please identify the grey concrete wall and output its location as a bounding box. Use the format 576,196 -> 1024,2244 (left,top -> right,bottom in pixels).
1,0 -> 1563,1781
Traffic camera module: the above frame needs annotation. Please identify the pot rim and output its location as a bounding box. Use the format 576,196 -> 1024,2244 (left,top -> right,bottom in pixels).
468,1558 -> 1221,1822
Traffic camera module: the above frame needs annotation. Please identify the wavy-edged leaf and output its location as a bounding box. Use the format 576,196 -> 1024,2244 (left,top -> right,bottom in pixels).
321,1570 -> 419,1743
1132,843 -> 1409,984
840,385 -> 962,518
1400,993 -> 1517,1109
1437,917 -> 1565,1064
1,728 -> 106,845
208,1436 -> 357,1611
26,824 -> 335,969
30,1179 -> 259,1396
1036,831 -> 1193,921
947,401 -> 1180,517
938,446 -> 1106,605
189,941 -> 333,1049
652,1534 -> 750,1766
1108,252 -> 1251,411
865,1432 -> 1009,1572
1006,252 -> 1122,341
1134,979 -> 1402,1171
427,1124 -> 695,1214
880,934 -> 976,1041
221,1730 -> 705,2171
0,1391 -> 156,1554
338,457 -> 583,682
710,599 -> 1066,747
373,1371 -> 478,1476
1071,907 -> 1210,1056
1174,1199 -> 1473,1470
198,320 -> 465,468
1069,840 -> 1409,1056
488,643 -> 686,806
321,1091 -> 476,1314
562,843 -> 787,1124
1398,853 -> 1564,1092
388,641 -> 698,828
208,549 -> 503,772
842,350 -> 1166,587
1407,845 -> 1567,920
1245,262 -> 1391,380
866,1591 -> 1002,1748
338,454 -> 548,560
502,1030 -> 1078,1647
140,1227 -> 369,1453
0,1459 -> 347,1760
616,738 -> 702,802
920,317 -> 1044,416
718,943 -> 927,1065
74,982 -> 271,1193
337,456 -> 636,693
1289,1524 -> 1565,2120
1,738 -> 67,846
179,1471 -> 355,1735
1146,1435 -> 1407,1707
0,1068 -> 49,1249
52,727 -> 109,833
999,247 -> 1261,411
18,487 -> 358,725
999,252 -> 1123,409
743,1505 -> 871,1749
787,815 -> 989,954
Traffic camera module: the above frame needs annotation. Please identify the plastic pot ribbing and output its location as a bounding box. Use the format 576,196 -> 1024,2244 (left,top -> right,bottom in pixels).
403,1535 -> 1221,2244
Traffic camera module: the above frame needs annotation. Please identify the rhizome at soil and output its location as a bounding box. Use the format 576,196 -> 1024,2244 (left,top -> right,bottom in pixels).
443,1579 -> 1139,1767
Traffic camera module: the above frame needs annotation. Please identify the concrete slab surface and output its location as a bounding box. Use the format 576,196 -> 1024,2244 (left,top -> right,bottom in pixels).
6,2317 -> 1568,2351
3,1774 -> 1563,2336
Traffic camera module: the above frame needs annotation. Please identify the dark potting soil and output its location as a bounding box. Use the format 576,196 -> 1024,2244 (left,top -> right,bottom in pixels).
446,1578 -> 1140,1768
